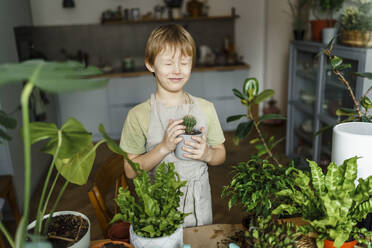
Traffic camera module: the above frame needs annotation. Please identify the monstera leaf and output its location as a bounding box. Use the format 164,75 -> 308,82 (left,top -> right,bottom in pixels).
29,118 -> 92,158
0,60 -> 108,92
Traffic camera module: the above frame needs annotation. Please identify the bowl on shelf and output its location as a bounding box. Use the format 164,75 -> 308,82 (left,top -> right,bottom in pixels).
300,90 -> 316,105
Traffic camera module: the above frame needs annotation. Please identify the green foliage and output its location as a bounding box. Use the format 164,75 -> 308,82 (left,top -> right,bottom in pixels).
183,115 -> 196,133
227,77 -> 286,160
0,110 -> 17,143
222,157 -> 295,219
112,162 -> 188,238
310,0 -> 344,19
341,1 -> 372,31
245,217 -> 298,248
273,157 -> 372,248
0,59 -> 109,248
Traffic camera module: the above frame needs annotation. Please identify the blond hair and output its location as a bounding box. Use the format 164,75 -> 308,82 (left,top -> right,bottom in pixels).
145,24 -> 196,66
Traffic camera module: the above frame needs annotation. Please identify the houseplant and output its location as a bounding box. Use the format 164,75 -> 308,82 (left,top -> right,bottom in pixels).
175,114 -> 201,160
273,157 -> 372,248
0,59 -> 110,247
110,157 -> 187,247
339,0 -> 372,47
309,0 -> 344,41
286,0 -> 310,40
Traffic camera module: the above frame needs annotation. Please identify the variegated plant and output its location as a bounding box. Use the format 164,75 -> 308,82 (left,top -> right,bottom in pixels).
273,157 -> 372,248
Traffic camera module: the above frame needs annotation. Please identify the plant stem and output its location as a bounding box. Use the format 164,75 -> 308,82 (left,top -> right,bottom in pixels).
248,111 -> 280,166
362,85 -> 372,99
40,172 -> 60,229
43,181 -> 69,236
0,221 -> 15,248
19,82 -> 35,247
325,50 -> 363,118
35,130 -> 62,235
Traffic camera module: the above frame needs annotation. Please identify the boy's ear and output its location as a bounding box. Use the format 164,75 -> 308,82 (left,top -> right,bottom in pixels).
145,60 -> 155,73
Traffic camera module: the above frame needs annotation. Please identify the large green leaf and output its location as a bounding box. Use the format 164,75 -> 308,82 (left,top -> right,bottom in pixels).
236,121 -> 253,139
55,143 -> 96,185
342,157 -> 358,193
0,60 -> 108,93
325,162 -> 341,193
44,118 -> 91,158
308,160 -> 325,197
0,110 -> 17,129
258,114 -> 286,123
354,72 -> 372,80
226,114 -> 246,123
29,118 -> 91,158
232,88 -> 245,100
253,89 -> 275,104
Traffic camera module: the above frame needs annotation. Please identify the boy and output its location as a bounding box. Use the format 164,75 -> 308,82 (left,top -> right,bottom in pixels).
119,24 -> 226,227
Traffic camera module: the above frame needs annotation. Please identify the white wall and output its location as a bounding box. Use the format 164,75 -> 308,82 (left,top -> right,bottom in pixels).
30,0 -> 267,90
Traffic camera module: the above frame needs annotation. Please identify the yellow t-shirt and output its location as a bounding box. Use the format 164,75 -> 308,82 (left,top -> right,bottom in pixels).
120,96 -> 225,154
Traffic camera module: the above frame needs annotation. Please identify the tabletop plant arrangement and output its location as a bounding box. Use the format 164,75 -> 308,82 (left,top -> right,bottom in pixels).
273,157 -> 372,248
109,147 -> 188,247
0,59 -> 112,248
339,0 -> 372,47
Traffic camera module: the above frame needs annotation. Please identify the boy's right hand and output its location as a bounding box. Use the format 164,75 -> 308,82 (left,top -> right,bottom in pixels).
160,119 -> 185,154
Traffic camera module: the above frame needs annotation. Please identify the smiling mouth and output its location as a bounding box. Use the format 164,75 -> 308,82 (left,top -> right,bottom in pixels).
169,78 -> 183,82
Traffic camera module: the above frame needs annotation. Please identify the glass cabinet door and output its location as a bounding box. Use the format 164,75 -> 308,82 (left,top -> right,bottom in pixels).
321,57 -> 358,121
288,49 -> 320,168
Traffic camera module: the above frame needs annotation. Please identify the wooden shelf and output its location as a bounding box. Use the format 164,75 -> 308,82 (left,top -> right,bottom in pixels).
101,15 -> 239,25
92,64 -> 250,78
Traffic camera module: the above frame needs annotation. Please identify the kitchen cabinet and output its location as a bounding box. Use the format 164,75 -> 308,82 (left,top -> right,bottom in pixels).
57,68 -> 249,141
286,41 -> 372,170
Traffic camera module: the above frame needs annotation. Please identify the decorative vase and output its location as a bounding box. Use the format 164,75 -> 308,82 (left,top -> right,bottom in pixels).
129,225 -> 183,248
311,19 -> 336,42
322,27 -> 337,45
340,30 -> 372,47
324,239 -> 357,248
27,211 -> 90,248
293,30 -> 305,41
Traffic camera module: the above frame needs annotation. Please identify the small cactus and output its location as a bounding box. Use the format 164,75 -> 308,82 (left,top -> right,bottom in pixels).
183,115 -> 196,134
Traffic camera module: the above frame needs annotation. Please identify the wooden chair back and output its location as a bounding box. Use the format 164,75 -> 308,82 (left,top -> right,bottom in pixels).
88,153 -> 128,238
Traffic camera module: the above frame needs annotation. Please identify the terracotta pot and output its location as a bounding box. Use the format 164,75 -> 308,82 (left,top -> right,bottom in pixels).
90,240 -> 134,248
324,239 -> 357,248
108,221 -> 130,242
340,30 -> 372,47
311,20 -> 336,41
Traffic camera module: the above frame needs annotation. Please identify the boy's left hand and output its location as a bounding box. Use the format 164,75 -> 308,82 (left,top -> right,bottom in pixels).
183,127 -> 212,163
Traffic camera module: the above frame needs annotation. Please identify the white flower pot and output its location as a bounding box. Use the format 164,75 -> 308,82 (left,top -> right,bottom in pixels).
129,225 -> 183,248
27,211 -> 90,248
322,27 -> 337,45
332,122 -> 372,182
175,132 -> 202,160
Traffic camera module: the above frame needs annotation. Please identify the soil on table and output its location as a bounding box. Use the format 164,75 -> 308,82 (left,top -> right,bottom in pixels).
102,242 -> 131,248
217,230 -> 247,248
28,214 -> 89,247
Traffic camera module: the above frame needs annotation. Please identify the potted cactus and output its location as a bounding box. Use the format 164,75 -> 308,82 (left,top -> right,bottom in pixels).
175,115 -> 201,160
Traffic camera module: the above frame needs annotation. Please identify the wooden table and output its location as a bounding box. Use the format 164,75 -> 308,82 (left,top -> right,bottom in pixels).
91,224 -> 244,247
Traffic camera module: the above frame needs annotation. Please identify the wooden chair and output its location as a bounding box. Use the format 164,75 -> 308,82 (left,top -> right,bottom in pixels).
88,153 -> 128,238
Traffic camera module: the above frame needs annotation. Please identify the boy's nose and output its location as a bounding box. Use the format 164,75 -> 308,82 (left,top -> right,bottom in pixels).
173,64 -> 181,74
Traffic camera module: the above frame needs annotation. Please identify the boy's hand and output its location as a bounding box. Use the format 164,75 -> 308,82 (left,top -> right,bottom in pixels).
182,127 -> 212,163
160,119 -> 185,154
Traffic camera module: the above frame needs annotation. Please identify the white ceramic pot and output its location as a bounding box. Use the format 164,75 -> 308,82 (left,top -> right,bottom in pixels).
129,225 -> 183,248
323,27 -> 337,45
332,122 -> 372,182
27,211 -> 90,248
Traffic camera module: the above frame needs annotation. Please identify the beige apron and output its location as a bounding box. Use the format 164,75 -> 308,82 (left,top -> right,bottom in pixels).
146,93 -> 213,227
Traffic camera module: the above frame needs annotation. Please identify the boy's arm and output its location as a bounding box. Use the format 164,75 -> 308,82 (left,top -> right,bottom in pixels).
124,119 -> 185,179
204,143 -> 226,166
